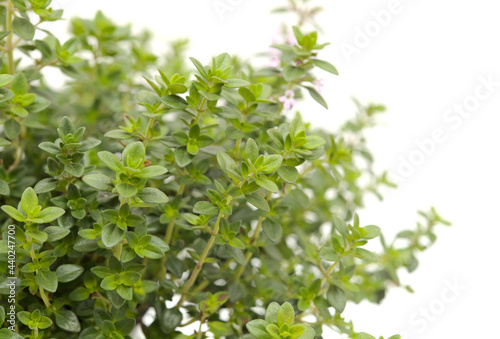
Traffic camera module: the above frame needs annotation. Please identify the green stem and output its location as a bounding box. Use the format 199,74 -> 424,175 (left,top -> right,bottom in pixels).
143,117 -> 156,148
114,242 -> 123,260
177,212 -> 223,307
6,0 -> 13,75
165,184 -> 185,245
234,216 -> 265,279
196,317 -> 205,339
39,287 -> 51,309
158,184 -> 185,280
194,97 -> 207,124
28,234 -> 51,308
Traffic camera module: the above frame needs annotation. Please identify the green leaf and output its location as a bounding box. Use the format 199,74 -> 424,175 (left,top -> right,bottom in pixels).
161,307 -> 183,334
161,95 -> 188,109
138,165 -> 168,179
245,193 -> 270,212
300,324 -> 316,339
199,90 -> 220,101
277,302 -> 295,327
332,215 -> 349,236
225,244 -> 245,265
34,178 -> 58,194
4,114 -> 22,135
56,264 -> 84,283
57,116 -> 75,137
65,163 -> 85,177
35,311 -> 49,326
101,275 -> 119,290
35,270 -> 58,293
21,187 -> 38,215
12,17 -> 35,40
265,302 -> 280,324
311,59 -> 339,75
258,155 -> 283,174
79,139 -> 101,151
26,229 -> 48,243
0,329 -> 23,339
225,79 -> 251,88
0,180 -> 10,196
283,65 -> 305,81
0,74 -> 14,87
10,105 -> 28,118
277,166 -> 299,183
115,183 -> 138,198
122,141 -> 145,169
262,220 -> 282,243
38,141 -> 60,154
356,333 -> 376,339
246,319 -> 273,339
116,318 -> 136,336
0,88 -> 14,103
116,285 -> 133,300
44,226 -> 70,242
55,310 -> 81,332
73,238 -> 99,252
290,324 -> 306,339
303,135 -> 325,150
120,271 -> 141,286
217,151 -> 243,181
0,306 -> 4,325
28,96 -> 51,113
209,321 -> 234,336
105,129 -> 131,139
0,137 -> 11,147
82,174 -> 113,190
137,187 -> 169,204
17,311 -> 31,325
101,224 -> 125,248
193,201 -> 218,216
242,142 -> 258,168
228,237 -> 245,249
327,286 -> 347,314
1,205 -> 25,221
190,57 -> 208,78
239,87 -> 256,103
319,246 -> 340,262
175,148 -> 195,167
266,323 -> 280,337
362,225 -> 381,240
142,244 -> 164,259
292,26 -> 303,44
36,207 -> 65,223
356,248 -> 378,262
255,176 -> 279,193
303,86 -> 328,109
98,151 -> 124,172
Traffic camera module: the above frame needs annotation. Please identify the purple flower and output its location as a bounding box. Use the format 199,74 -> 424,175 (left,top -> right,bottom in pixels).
279,90 -> 296,110
314,79 -> 324,93
267,51 -> 281,68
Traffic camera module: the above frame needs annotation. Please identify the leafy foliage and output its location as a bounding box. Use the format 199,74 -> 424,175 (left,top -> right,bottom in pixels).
0,0 -> 449,338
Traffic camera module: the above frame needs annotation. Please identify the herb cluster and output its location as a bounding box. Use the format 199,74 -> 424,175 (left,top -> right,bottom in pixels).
0,1 -> 449,338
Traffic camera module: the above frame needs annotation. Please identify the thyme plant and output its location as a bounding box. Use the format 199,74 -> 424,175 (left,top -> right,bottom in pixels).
0,1 -> 450,338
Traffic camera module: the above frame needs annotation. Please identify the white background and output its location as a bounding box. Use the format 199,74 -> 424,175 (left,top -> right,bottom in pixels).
49,1 -> 500,338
